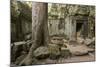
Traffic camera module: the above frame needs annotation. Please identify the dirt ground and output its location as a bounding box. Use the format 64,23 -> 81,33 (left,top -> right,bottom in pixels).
32,53 -> 95,65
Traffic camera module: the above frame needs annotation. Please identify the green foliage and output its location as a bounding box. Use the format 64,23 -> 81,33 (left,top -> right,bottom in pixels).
11,0 -> 32,20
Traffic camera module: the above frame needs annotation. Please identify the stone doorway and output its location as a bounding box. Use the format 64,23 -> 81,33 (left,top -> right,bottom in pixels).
76,22 -> 84,38
76,20 -> 88,39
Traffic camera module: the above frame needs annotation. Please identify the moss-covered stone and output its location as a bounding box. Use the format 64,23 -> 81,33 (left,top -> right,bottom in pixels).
48,44 -> 60,59
60,47 -> 71,58
33,46 -> 50,59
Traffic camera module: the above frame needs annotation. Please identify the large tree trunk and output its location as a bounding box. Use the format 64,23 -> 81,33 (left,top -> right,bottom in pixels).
19,2 -> 48,65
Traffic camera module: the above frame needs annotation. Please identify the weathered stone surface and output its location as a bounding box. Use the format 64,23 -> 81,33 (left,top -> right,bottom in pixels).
25,40 -> 32,51
84,38 -> 92,45
25,33 -> 32,40
33,46 -> 50,59
14,41 -> 26,46
50,37 -> 64,46
60,47 -> 71,58
84,37 -> 95,46
66,5 -> 90,16
48,4 -> 95,39
52,36 -> 64,40
62,39 -> 68,43
76,6 -> 89,15
90,37 -> 95,48
89,6 -> 95,17
48,44 -> 60,59
11,41 -> 32,62
51,39 -> 63,46
77,37 -> 84,44
71,49 -> 88,56
68,40 -> 79,45
66,44 -> 94,56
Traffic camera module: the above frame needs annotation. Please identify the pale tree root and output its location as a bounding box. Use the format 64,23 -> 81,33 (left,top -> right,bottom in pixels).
19,54 -> 33,66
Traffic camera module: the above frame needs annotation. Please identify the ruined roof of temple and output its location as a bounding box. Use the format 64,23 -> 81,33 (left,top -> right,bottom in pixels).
48,4 -> 95,19
66,4 -> 95,17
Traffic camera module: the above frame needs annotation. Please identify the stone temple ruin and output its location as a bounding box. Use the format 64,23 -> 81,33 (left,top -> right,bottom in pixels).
11,1 -> 95,65
11,2 -> 95,42
48,4 -> 95,41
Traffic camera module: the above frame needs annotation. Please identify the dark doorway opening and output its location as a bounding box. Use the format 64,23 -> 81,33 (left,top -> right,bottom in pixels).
76,23 -> 83,32
76,21 -> 84,37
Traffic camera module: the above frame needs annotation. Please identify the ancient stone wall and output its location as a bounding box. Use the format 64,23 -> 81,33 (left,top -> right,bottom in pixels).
11,0 -> 32,42
48,4 -> 95,40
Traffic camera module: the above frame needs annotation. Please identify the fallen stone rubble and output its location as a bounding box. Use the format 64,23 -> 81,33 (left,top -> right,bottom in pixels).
11,36 -> 95,65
